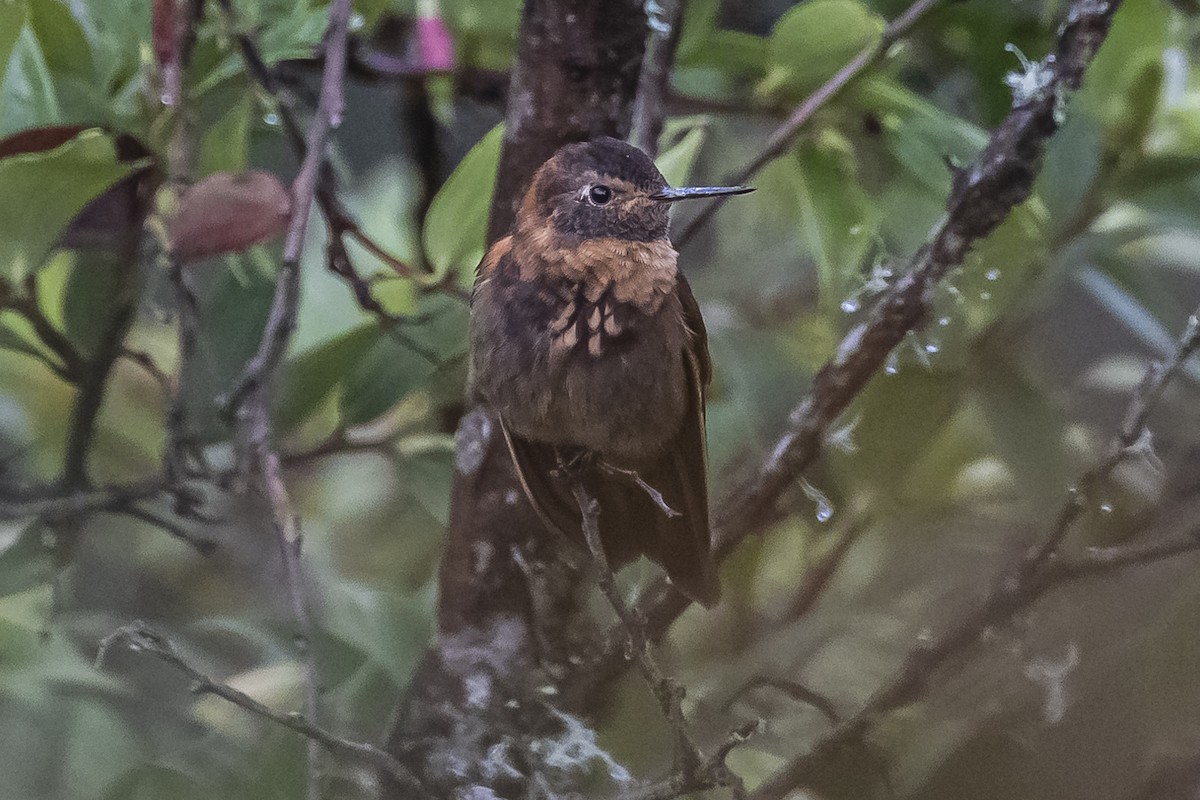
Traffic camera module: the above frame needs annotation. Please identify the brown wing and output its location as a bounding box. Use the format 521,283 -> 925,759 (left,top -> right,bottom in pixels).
497,273 -> 719,607
637,272 -> 719,606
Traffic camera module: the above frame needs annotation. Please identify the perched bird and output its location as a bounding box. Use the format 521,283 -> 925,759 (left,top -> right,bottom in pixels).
468,137 -> 752,607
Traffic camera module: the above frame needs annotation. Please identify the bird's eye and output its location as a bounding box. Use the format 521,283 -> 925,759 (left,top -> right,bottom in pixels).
587,184 -> 613,206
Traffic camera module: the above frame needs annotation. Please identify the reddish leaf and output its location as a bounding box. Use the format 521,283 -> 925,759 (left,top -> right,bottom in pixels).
0,126 -> 151,162
170,171 -> 293,263
0,125 -> 88,159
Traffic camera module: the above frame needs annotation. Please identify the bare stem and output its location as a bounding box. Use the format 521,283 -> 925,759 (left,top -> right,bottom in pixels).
96,621 -> 421,791
630,0 -> 686,157
569,477 -> 749,795
218,2 -> 355,797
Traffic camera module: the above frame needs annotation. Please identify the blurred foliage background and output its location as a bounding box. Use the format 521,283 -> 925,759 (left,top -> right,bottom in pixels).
2,0 -> 1200,798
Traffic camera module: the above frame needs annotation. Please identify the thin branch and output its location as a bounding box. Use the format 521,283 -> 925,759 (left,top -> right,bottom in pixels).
4,274 -> 86,380
96,621 -> 422,792
597,460 -> 680,518
630,0 -> 686,157
674,0 -> 941,247
121,347 -> 174,396
626,720 -> 761,800
1026,310 -> 1200,568
0,478 -> 168,520
162,0 -> 206,482
111,503 -> 215,555
570,476 -> 747,795
724,677 -> 841,726
744,526 -> 1200,800
221,4 -> 354,797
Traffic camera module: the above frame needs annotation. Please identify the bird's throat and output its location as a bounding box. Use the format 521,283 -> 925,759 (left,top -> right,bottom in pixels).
512,224 -> 679,312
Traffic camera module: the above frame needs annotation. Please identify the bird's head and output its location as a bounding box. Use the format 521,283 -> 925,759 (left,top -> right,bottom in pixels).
515,137 -> 752,244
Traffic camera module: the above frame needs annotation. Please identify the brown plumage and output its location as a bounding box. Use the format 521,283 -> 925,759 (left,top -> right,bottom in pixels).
468,137 -> 751,607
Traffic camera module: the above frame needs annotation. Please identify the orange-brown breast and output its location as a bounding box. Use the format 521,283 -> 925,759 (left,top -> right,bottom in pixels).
512,224 -> 678,313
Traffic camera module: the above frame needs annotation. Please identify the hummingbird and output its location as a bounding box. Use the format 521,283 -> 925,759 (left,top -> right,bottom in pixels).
468,137 -> 752,607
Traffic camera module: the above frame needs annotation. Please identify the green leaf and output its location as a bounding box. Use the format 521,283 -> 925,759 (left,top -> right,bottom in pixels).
319,581 -> 433,685
0,129 -> 136,279
276,324 -> 379,433
338,333 -> 437,426
198,94 -> 253,176
791,136 -> 877,306
838,367 -> 967,496
1038,106 -> 1102,227
400,437 -> 455,526
101,764 -> 207,800
0,524 -> 51,597
655,119 -> 709,188
762,0 -> 884,99
0,1 -> 27,90
422,123 -> 503,281
0,25 -> 60,135
27,0 -> 93,79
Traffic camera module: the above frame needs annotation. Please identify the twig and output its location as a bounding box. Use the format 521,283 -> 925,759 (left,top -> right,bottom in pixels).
630,0 -> 686,157
724,677 -> 841,726
3,274 -> 85,380
162,0 -> 206,482
674,0 -> 941,247
0,478 -> 168,520
114,503 -> 215,555
569,476 -> 746,794
626,720 -> 761,800
782,519 -> 867,621
597,460 -> 680,518
121,347 -> 174,396
1026,310 -> 1200,568
221,3 -> 354,797
745,528 -> 1200,800
96,621 -> 422,792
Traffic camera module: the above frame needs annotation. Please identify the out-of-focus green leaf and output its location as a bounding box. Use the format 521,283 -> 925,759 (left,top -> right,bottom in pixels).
0,129 -> 136,279
655,119 -> 709,188
441,0 -> 522,71
276,324 -> 379,433
0,25 -> 60,135
320,581 -> 433,685
793,135 -> 877,306
761,0 -> 883,99
27,0 -> 93,79
422,123 -> 503,281
1038,106 -> 1102,227
971,351 -> 1070,508
61,249 -> 139,360
338,334 -> 437,426
192,4 -> 326,95
0,2 -> 27,90
198,95 -> 253,176
0,524 -> 50,597
839,367 -> 967,496
102,764 -> 208,800
400,436 -> 455,526
1079,0 -> 1169,118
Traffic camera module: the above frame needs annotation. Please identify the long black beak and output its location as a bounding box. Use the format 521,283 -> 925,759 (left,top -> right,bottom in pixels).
650,185 -> 755,203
